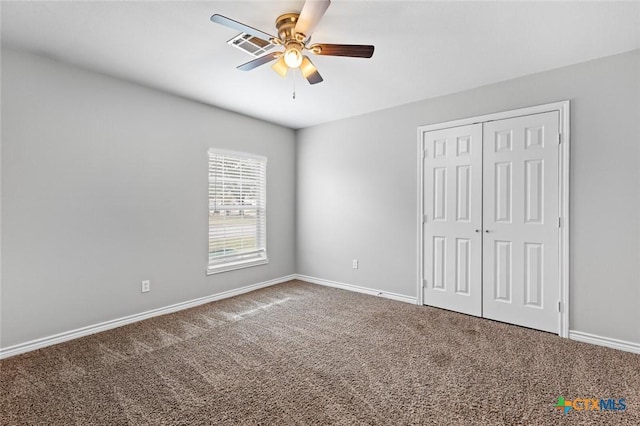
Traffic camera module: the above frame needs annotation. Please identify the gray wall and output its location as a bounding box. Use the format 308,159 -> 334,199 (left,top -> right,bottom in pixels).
1,48 -> 296,348
2,47 -> 639,350
297,50 -> 640,344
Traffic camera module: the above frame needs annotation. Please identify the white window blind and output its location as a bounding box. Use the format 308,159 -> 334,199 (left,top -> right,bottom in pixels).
208,149 -> 267,274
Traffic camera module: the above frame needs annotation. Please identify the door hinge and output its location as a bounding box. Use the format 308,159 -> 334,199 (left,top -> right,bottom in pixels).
423,279 -> 427,288
558,301 -> 562,312
423,214 -> 428,223
423,149 -> 428,159
558,217 -> 562,228
557,133 -> 561,144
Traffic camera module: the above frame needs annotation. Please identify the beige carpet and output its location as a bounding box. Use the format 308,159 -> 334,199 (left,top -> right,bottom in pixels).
1,280 -> 638,425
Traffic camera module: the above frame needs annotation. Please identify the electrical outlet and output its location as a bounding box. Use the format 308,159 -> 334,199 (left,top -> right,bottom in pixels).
352,259 -> 358,269
141,280 -> 150,293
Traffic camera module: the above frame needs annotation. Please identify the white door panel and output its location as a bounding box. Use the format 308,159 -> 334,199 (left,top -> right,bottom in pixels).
482,111 -> 560,333
423,124 -> 482,316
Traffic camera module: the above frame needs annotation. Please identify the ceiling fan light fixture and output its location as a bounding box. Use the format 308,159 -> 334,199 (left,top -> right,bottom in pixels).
271,56 -> 289,77
299,56 -> 317,78
284,45 -> 303,68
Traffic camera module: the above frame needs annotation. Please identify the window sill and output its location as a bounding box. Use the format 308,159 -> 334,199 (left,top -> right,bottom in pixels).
206,258 -> 269,275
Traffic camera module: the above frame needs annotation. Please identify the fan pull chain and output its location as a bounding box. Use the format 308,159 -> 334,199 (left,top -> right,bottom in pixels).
292,69 -> 296,100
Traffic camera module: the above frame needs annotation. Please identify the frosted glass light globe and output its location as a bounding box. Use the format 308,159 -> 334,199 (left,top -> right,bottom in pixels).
284,47 -> 303,68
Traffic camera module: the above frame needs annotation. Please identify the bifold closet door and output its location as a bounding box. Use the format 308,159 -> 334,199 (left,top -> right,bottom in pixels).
423,124 -> 483,317
482,111 -> 560,333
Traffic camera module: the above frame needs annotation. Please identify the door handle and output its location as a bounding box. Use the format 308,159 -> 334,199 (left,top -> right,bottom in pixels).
485,229 -> 490,233
475,229 -> 481,233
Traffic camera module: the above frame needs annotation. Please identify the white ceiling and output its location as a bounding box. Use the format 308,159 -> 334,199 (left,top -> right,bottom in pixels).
2,1 -> 639,129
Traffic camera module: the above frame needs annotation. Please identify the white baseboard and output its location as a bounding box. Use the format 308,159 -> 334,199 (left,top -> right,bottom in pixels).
7,276 -> 635,359
569,330 -> 640,355
0,274 -> 296,360
295,274 -> 417,305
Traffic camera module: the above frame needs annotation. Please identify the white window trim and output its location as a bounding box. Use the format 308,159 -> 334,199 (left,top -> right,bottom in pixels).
207,257 -> 269,275
207,148 -> 268,275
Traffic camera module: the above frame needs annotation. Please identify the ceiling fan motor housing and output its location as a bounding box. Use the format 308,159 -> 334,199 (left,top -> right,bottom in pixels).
275,13 -> 304,43
276,13 -> 305,69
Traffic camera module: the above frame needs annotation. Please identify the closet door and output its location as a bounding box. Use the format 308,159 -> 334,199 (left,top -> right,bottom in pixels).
482,111 -> 560,333
423,124 -> 483,316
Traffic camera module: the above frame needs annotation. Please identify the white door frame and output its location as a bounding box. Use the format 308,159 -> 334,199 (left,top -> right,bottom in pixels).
417,101 -> 570,338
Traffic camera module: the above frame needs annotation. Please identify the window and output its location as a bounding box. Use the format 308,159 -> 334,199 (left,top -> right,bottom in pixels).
208,149 -> 267,274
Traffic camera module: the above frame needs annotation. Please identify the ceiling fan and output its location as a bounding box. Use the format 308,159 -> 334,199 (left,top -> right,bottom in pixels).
210,0 -> 374,85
